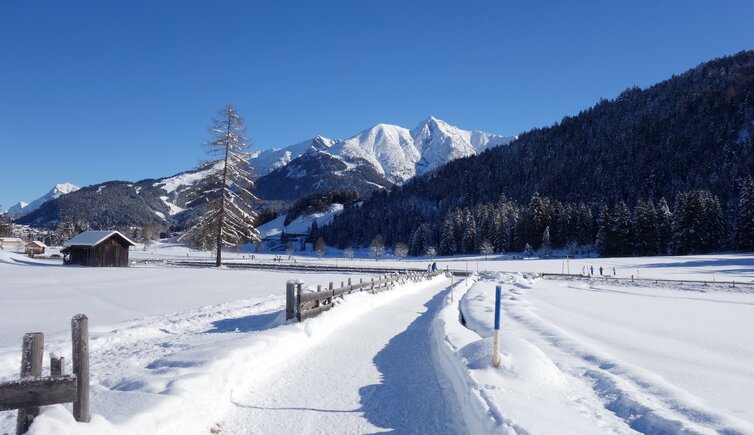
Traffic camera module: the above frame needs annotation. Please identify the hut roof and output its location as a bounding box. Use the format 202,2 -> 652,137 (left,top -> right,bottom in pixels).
26,241 -> 47,248
64,231 -> 136,247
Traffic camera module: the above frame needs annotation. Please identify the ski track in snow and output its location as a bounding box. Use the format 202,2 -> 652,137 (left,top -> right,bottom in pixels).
497,276 -> 754,434
220,279 -> 464,434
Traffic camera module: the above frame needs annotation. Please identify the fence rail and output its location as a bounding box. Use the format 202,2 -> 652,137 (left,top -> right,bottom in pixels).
0,315 -> 90,435
540,272 -> 754,287
133,258 -> 471,277
287,270 -> 443,322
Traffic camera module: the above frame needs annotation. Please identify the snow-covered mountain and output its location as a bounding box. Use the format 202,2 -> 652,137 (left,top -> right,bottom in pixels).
16,117 -> 513,227
6,183 -> 79,218
252,116 -> 513,184
252,117 -> 515,199
250,136 -> 336,176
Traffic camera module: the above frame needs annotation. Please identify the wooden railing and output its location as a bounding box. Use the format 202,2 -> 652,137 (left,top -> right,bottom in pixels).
286,270 -> 442,321
0,315 -> 90,435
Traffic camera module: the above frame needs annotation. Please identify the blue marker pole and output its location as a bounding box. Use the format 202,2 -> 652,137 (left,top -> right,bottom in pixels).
493,285 -> 501,367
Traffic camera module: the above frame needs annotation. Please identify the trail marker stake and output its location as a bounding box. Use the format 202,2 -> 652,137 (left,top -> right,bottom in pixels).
492,285 -> 501,368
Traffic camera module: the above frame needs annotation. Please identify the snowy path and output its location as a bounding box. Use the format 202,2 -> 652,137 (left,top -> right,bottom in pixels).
220,280 -> 463,434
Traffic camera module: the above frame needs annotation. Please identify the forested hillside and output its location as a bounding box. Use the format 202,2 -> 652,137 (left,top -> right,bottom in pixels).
320,51 -> 754,256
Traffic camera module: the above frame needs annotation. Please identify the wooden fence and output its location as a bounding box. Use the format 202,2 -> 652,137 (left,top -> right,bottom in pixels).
540,272 -> 754,287
287,270 -> 442,321
0,315 -> 90,435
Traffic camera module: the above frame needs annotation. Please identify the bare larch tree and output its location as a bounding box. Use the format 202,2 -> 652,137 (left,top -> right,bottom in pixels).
181,104 -> 260,266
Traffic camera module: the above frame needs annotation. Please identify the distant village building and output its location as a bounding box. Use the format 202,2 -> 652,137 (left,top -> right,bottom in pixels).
61,231 -> 135,267
24,241 -> 47,257
0,237 -> 25,251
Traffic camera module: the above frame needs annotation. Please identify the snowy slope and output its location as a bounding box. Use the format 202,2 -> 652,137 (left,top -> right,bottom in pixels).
257,203 -> 344,238
6,182 -> 79,218
249,136 -> 335,176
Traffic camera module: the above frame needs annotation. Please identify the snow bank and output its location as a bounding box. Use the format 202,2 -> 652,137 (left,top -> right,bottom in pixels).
433,273 -> 754,434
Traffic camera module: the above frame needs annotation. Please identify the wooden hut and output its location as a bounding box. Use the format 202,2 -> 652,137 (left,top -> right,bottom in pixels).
24,240 -> 47,257
61,231 -> 135,267
0,237 -> 24,251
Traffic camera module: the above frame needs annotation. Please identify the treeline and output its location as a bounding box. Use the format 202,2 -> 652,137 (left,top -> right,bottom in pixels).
318,177 -> 754,257
318,51 -> 754,255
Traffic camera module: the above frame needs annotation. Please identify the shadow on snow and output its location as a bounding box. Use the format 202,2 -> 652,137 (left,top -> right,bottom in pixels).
358,290 -> 460,434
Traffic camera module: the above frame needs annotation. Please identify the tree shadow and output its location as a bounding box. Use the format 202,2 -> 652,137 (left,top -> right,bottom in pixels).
358,291 -> 460,434
205,310 -> 283,333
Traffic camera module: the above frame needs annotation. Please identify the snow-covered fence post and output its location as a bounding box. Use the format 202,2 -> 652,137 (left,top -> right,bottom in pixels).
450,274 -> 455,303
16,332 -> 44,434
72,314 -> 90,423
286,281 -> 297,320
492,286 -> 502,368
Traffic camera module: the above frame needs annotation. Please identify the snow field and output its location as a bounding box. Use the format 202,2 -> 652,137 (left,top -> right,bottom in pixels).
435,272 -> 754,434
0,256 -> 449,434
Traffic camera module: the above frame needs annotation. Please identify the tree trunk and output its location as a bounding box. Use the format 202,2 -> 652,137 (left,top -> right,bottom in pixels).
215,110 -> 232,267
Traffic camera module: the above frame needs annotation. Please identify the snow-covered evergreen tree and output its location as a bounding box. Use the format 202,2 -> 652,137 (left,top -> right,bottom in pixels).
523,242 -> 534,258
439,214 -> 457,255
540,226 -> 552,258
633,199 -> 659,255
736,176 -> 754,250
595,204 -> 611,256
611,201 -> 633,256
181,104 -> 260,266
656,197 -> 673,254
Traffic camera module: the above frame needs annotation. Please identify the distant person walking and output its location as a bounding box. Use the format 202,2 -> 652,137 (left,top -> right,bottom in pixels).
612,267 -> 616,276
590,266 -> 594,275
599,266 -> 603,276
431,262 -> 437,272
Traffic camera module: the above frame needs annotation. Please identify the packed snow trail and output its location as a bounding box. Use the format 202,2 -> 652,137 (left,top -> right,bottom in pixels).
220,280 -> 464,434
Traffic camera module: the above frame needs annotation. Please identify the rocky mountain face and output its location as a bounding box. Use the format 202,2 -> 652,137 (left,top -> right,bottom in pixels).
14,117 -> 511,229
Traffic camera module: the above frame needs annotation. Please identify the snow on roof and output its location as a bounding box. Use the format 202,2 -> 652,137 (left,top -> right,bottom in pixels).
64,231 -> 136,247
26,240 -> 47,248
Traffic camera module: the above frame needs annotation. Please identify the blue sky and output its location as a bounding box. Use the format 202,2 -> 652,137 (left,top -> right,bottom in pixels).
1,1 -> 753,208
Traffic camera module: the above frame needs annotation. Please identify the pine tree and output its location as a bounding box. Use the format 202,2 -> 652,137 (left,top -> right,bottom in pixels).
633,199 -> 659,255
611,201 -> 633,256
440,213 -> 457,255
595,204 -> 612,256
540,226 -> 552,258
736,176 -> 754,250
523,243 -> 534,258
656,197 -> 673,254
181,105 -> 260,266
315,237 -> 327,258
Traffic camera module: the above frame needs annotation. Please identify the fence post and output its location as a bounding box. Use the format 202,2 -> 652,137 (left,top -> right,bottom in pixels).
296,283 -> 303,321
72,314 -> 90,423
286,281 -> 296,320
348,277 -> 352,293
51,355 -> 64,376
16,332 -> 44,435
492,286 -> 501,368
450,274 -> 455,303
